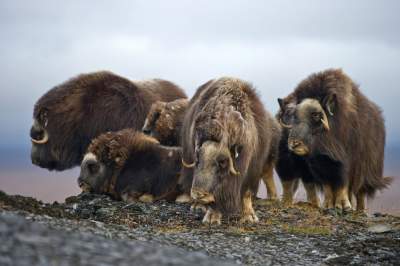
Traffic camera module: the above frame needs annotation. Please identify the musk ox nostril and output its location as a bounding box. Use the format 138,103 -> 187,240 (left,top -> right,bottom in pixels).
191,188 -> 215,204
289,139 -> 302,149
30,127 -> 49,145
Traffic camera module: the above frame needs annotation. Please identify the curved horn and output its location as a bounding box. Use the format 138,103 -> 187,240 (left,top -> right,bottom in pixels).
279,118 -> 292,129
229,157 -> 240,176
182,159 -> 195,168
327,105 -> 334,116
321,111 -> 330,131
31,130 -> 49,144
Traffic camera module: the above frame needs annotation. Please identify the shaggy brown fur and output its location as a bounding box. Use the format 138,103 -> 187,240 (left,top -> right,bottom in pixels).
181,77 -> 281,223
276,68 -> 391,211
77,129 -> 182,202
142,99 -> 189,146
30,71 -> 186,171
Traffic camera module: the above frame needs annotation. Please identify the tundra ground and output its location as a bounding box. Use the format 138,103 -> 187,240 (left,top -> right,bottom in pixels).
0,191 -> 399,265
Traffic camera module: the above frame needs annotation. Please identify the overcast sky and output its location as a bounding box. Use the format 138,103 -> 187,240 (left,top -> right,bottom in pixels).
1,0 -> 399,151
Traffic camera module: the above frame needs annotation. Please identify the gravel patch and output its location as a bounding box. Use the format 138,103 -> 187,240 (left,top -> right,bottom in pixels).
1,191 -> 399,265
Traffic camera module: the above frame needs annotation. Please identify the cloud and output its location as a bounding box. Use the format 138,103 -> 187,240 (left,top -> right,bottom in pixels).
0,0 -> 399,149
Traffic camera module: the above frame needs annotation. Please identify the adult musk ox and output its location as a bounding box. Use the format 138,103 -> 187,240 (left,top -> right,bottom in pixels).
77,129 -> 182,202
276,69 -> 391,211
181,77 -> 281,224
30,71 -> 187,171
142,98 -> 189,146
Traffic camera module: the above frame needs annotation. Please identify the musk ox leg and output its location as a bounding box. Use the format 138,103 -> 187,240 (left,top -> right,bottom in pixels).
175,193 -> 192,203
303,182 -> 320,208
121,190 -> 143,203
334,186 -> 352,211
138,193 -> 155,203
202,208 -> 222,225
281,179 -> 299,206
323,185 -> 334,209
356,191 -> 366,212
262,165 -> 277,200
240,190 -> 259,224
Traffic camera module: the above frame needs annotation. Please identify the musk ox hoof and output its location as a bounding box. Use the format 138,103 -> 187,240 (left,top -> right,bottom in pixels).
323,199 -> 334,209
190,203 -> 207,213
267,194 -> 278,201
310,200 -> 320,209
282,198 -> 294,207
335,199 -> 352,212
240,213 -> 259,224
138,194 -> 154,203
175,194 -> 192,204
202,209 -> 222,225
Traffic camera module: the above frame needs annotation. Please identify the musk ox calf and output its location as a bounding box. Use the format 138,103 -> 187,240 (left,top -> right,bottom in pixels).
142,98 -> 189,146
77,129 -> 182,202
276,69 -> 391,211
30,71 -> 187,171
181,77 -> 281,224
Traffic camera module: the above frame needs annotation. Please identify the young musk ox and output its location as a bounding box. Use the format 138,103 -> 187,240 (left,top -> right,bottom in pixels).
30,71 -> 187,171
77,129 -> 182,203
142,98 -> 189,146
276,69 -> 391,211
181,77 -> 281,225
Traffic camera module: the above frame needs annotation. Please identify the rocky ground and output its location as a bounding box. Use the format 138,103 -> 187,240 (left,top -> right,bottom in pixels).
0,191 -> 399,265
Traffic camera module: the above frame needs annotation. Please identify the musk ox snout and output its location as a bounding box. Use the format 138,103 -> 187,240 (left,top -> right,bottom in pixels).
191,188 -> 215,204
78,153 -> 106,192
30,120 -> 49,145
288,138 -> 310,156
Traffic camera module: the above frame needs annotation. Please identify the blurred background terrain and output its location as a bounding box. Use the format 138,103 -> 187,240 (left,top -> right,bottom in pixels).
0,0 -> 399,215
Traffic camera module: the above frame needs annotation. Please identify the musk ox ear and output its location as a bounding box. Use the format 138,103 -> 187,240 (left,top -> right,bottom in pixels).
278,98 -> 284,109
324,93 -> 337,116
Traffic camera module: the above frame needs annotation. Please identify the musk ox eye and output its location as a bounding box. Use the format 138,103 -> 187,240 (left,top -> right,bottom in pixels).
311,112 -> 322,123
87,162 -> 100,174
153,112 -> 161,122
231,145 -> 242,159
216,155 -> 229,170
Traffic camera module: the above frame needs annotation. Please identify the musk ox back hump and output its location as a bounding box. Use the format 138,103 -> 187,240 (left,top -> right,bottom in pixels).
30,71 -> 187,171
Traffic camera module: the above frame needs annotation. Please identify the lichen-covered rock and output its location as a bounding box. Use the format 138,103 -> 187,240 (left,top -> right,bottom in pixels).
0,212 -> 231,266
1,191 -> 399,265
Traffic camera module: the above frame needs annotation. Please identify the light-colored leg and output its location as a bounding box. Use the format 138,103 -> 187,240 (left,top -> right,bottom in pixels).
323,184 -> 334,209
356,191 -> 366,212
334,186 -> 352,210
121,190 -> 141,203
349,191 -> 356,209
282,179 -> 297,205
175,193 -> 192,203
240,190 -> 259,224
202,208 -> 222,225
262,165 -> 277,200
138,193 -> 154,203
303,182 -> 320,208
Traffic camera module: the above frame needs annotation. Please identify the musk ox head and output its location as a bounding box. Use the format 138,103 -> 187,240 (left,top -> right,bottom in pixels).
77,131 -> 129,194
77,129 -> 160,194
30,103 -> 83,171
188,81 -> 256,213
142,99 -> 188,145
277,95 -> 334,156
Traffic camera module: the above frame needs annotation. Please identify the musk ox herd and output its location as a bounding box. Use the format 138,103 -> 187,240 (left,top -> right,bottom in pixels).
30,68 -> 392,225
